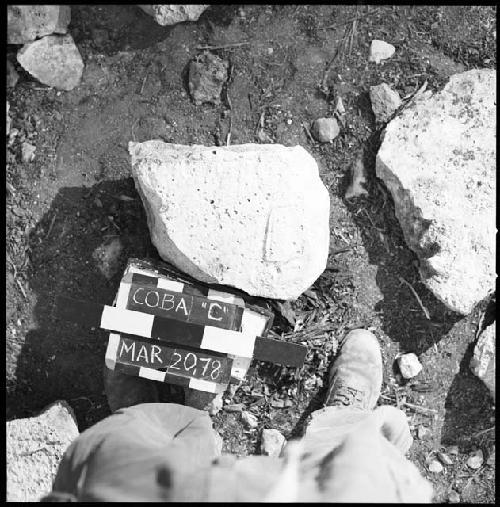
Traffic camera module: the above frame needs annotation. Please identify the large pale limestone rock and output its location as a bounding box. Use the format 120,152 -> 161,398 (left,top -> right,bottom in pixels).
138,5 -> 209,25
129,141 -> 330,300
17,34 -> 84,91
470,324 -> 495,398
376,70 -> 496,314
7,401 -> 79,502
8,5 -> 70,44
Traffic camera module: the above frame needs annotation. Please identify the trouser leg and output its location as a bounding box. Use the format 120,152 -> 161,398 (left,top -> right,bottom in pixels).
49,403 -> 221,502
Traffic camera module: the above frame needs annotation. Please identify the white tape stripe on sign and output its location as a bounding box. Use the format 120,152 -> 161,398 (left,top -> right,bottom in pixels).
207,288 -> 245,306
138,367 -> 167,382
156,278 -> 185,292
188,378 -> 218,393
105,332 -> 121,370
201,326 -> 256,357
100,306 -> 154,339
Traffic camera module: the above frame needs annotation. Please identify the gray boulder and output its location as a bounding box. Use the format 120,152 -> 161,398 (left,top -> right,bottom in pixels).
138,5 -> 209,25
376,70 -> 496,314
129,141 -> 330,300
7,401 -> 79,502
370,83 -> 402,123
8,5 -> 70,44
17,34 -> 84,91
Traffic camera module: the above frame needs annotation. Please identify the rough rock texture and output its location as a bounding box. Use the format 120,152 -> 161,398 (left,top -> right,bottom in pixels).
7,401 -> 79,502
129,141 -> 330,300
397,353 -> 423,379
189,52 -> 229,105
370,83 -> 402,122
376,70 -> 496,314
17,34 -> 84,91
138,5 -> 209,26
368,40 -> 395,63
311,117 -> 340,143
470,324 -> 495,398
8,5 -> 71,44
261,429 -> 286,457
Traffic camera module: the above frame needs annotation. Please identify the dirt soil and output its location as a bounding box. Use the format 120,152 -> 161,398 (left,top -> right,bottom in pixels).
6,5 -> 496,503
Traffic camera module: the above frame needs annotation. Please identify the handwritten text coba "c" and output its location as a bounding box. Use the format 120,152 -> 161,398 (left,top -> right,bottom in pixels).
132,287 -> 189,316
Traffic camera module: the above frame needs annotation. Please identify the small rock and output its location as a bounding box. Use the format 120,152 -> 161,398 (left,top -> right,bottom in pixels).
284,399 -> 293,408
7,60 -> 19,88
17,34 -> 84,91
427,459 -> 443,473
345,157 -> 368,199
368,40 -> 396,64
8,5 -> 71,44
437,452 -> 453,466
447,445 -> 459,455
138,5 -> 209,26
369,83 -> 402,123
397,353 -> 423,379
224,403 -> 244,413
311,117 -> 340,143
417,425 -> 432,441
241,411 -> 259,429
188,52 -> 228,105
470,324 -> 495,398
448,490 -> 461,503
21,142 -> 36,163
261,429 -> 286,457
467,449 -> 484,469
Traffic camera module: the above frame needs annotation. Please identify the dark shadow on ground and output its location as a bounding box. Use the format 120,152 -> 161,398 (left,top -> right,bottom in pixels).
440,340 -> 495,450
6,178 -> 159,430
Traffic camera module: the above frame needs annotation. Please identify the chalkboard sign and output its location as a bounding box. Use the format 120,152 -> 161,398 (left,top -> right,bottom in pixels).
116,334 -> 232,384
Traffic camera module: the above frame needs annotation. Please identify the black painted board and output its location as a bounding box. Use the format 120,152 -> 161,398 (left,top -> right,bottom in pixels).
127,282 -> 244,331
253,336 -> 307,367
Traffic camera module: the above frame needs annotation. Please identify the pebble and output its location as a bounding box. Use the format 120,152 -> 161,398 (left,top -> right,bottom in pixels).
311,117 -> 340,143
447,445 -> 459,455
467,449 -> 484,469
397,353 -> 423,379
448,490 -> 461,503
21,142 -> 36,163
437,452 -> 453,466
260,428 -> 286,457
427,459 -> 443,473
345,157 -> 368,199
417,425 -> 432,441
241,411 -> 258,429
369,83 -> 402,123
335,96 -> 346,115
368,40 -> 396,64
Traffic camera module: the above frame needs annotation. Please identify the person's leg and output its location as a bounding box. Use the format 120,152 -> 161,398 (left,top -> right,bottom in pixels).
297,329 -> 432,502
48,403 -> 221,502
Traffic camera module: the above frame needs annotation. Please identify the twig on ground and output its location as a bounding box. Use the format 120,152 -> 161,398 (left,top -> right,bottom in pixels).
398,276 -> 431,320
226,116 -> 232,146
380,394 -> 437,416
329,247 -> 352,255
140,72 -> 148,95
471,426 -> 495,438
46,214 -> 57,239
302,123 -> 316,144
195,42 -> 250,51
16,278 -> 27,299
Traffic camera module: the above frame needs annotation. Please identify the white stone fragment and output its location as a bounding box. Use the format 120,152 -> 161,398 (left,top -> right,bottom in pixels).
470,324 -> 495,398
397,353 -> 422,379
241,411 -> 259,429
129,141 -> 330,300
17,34 -> 84,91
368,40 -> 395,64
138,5 -> 209,25
376,70 -> 496,314
7,401 -> 79,502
